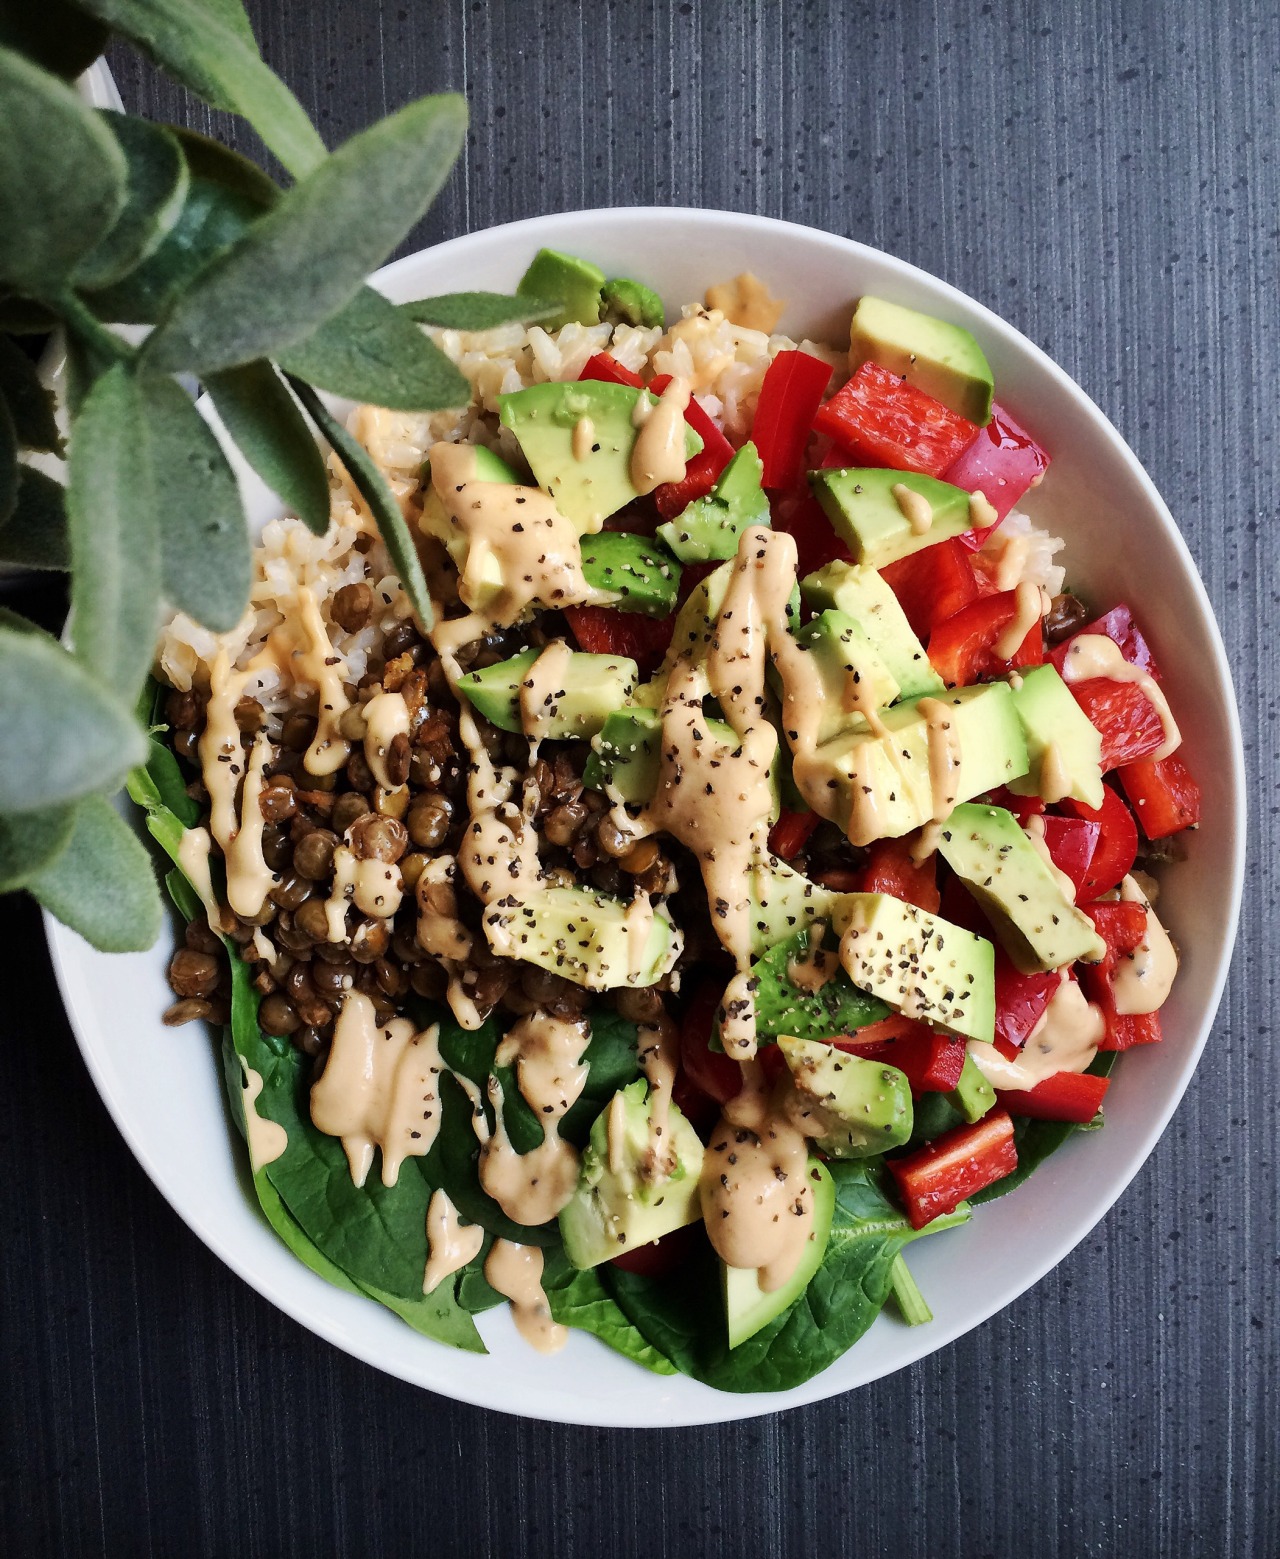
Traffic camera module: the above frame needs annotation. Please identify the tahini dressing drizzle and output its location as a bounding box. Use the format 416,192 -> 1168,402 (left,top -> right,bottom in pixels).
484,1240 -> 567,1354
1061,633 -> 1182,759
1112,874 -> 1178,1015
423,1189 -> 484,1295
968,973 -> 1105,1091
630,376 -> 692,495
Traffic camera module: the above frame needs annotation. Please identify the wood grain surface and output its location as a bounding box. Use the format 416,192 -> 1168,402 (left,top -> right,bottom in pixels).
1,2 -> 1276,1554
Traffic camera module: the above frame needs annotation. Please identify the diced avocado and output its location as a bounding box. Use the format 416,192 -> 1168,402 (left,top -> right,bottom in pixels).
420,443 -> 521,568
837,892 -> 996,1043
457,644 -> 637,740
850,295 -> 994,425
655,442 -> 771,563
634,562 -> 733,707
789,609 -> 900,743
1006,664 -> 1106,809
807,683 -> 1029,844
600,276 -> 665,329
810,468 -> 977,571
751,925 -> 890,1045
517,247 -> 605,330
778,1035 -> 913,1157
580,531 -> 682,617
748,856 -> 838,956
935,803 -> 1107,973
724,1159 -> 834,1349
483,885 -> 678,989
950,1051 -> 997,1124
559,1078 -> 704,1270
497,380 -> 702,532
800,559 -> 944,701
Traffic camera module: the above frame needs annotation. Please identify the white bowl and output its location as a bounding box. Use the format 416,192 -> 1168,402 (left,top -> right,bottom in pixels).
46,208 -> 1245,1426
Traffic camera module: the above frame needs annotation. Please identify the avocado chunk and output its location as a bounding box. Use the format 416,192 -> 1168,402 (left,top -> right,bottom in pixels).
559,1078 -> 705,1270
779,1035 -> 914,1157
949,1051 -> 997,1123
810,468 -> 977,571
1005,663 -> 1106,809
747,856 -> 838,956
837,892 -> 996,1043
483,885 -> 678,990
600,276 -> 665,329
850,295 -> 994,425
580,531 -> 682,617
517,247 -> 605,330
634,561 -> 734,707
789,609 -> 901,742
800,559 -> 944,701
457,643 -> 637,740
724,1158 -> 834,1349
655,442 -> 771,563
935,802 -> 1107,973
420,443 -> 520,568
805,682 -> 1029,845
498,380 -> 702,532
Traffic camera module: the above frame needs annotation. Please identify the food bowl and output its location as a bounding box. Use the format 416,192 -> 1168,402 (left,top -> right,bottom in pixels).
45,208 -> 1245,1426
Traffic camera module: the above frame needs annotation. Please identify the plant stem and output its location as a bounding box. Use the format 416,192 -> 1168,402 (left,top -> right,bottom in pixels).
55,292 -> 133,365
889,1252 -> 933,1326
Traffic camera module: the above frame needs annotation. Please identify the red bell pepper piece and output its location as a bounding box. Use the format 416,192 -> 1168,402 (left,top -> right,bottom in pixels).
770,490 -> 851,577
647,372 -> 736,519
1069,678 -> 1166,770
879,536 -> 980,639
887,1109 -> 1018,1229
564,605 -> 674,680
856,835 -> 941,914
996,1070 -> 1110,1122
1079,900 -> 1148,1048
752,350 -> 833,490
814,362 -> 980,478
1059,784 -> 1139,900
677,980 -> 741,1105
837,1028 -> 966,1094
1049,604 -> 1161,680
1106,1011 -> 1163,1051
579,352 -> 644,388
927,588 -> 1044,687
1037,814 -> 1101,900
1117,751 -> 1202,840
768,808 -> 819,861
944,402 -> 1051,545
984,786 -> 1045,824
993,953 -> 1059,1049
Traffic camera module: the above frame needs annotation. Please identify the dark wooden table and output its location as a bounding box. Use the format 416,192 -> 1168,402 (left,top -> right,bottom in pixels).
3,2 -> 1276,1553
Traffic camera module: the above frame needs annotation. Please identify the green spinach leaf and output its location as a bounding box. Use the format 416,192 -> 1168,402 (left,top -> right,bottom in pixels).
749,924 -> 889,1045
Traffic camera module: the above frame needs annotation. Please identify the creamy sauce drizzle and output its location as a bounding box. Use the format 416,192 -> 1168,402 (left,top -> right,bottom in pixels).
1113,874 -> 1178,1015
630,375 -> 692,495
176,826 -> 232,934
968,974 -> 1105,1091
239,1059 -> 288,1172
990,529 -> 1030,592
969,489 -> 999,535
295,587 -> 352,777
423,1189 -> 484,1295
197,652 -> 278,920
517,638 -> 577,745
478,1075 -> 581,1226
637,1018 -> 679,1179
786,923 -> 837,994
993,580 -> 1047,661
1039,740 -> 1073,805
362,691 -> 409,790
1024,812 -> 1080,902
893,482 -> 934,536
1061,633 -> 1182,759
571,415 -> 595,462
483,1240 -> 567,1355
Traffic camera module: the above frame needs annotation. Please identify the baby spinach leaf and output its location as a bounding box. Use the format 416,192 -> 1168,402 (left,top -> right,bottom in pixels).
0,803 -> 75,893
26,793 -> 162,950
0,48 -> 126,292
204,359 -> 331,534
0,468 -> 69,570
141,92 -> 467,378
0,0 -> 109,81
542,1249 -> 676,1376
129,733 -> 199,829
749,924 -> 889,1045
73,114 -> 189,292
0,333 -> 62,453
400,292 -> 562,330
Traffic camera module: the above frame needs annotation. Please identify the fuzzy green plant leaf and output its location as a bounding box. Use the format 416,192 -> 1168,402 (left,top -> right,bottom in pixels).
68,364 -> 160,698
137,374 -> 250,633
0,0 -> 110,80
0,334 -> 62,453
400,292 -> 563,330
0,626 -> 147,812
288,376 -> 433,630
0,48 -> 127,293
0,802 -> 75,892
141,92 -> 468,378
279,286 -> 469,411
71,0 -> 325,178
74,114 -> 190,292
204,359 -> 331,535
26,793 -> 162,950
0,467 -> 70,570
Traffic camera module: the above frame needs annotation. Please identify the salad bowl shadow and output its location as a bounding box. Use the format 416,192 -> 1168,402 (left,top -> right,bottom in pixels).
46,208 -> 1245,1426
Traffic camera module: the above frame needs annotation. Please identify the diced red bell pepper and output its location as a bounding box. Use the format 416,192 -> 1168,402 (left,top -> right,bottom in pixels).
564,604 -> 674,680
887,1109 -> 1018,1229
647,372 -> 736,519
1059,784 -> 1139,900
768,808 -> 819,861
830,1014 -> 931,1048
1118,751 -> 1202,840
944,402 -> 1051,544
927,588 -> 1044,687
1069,678 -> 1166,770
1037,814 -> 1101,900
856,835 -> 941,914
678,980 -> 742,1106
579,351 -> 644,389
1106,1011 -> 1163,1051
814,362 -> 980,478
837,1028 -> 967,1094
770,490 -> 851,577
1049,604 -> 1161,680
994,953 -> 1059,1049
752,350 -> 834,490
1079,900 -> 1148,1047
985,786 -> 1045,824
996,1070 -> 1110,1122
879,536 -> 980,639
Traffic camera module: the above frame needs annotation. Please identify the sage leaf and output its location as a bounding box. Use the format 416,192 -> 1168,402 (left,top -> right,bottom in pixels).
71,0 -> 326,178
74,114 -> 190,292
0,0 -> 109,80
0,48 -> 127,293
0,396 -> 15,528
141,92 -> 468,378
27,793 -> 162,951
279,286 -> 469,411
137,374 -> 250,633
204,359 -> 331,535
68,364 -> 160,697
0,626 -> 146,812
288,377 -> 433,629
0,803 -> 76,893
399,292 -> 562,330
0,334 -> 62,453
0,467 -> 70,570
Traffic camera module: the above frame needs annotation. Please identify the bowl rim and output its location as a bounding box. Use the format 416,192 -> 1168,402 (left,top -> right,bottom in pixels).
45,205 -> 1246,1426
